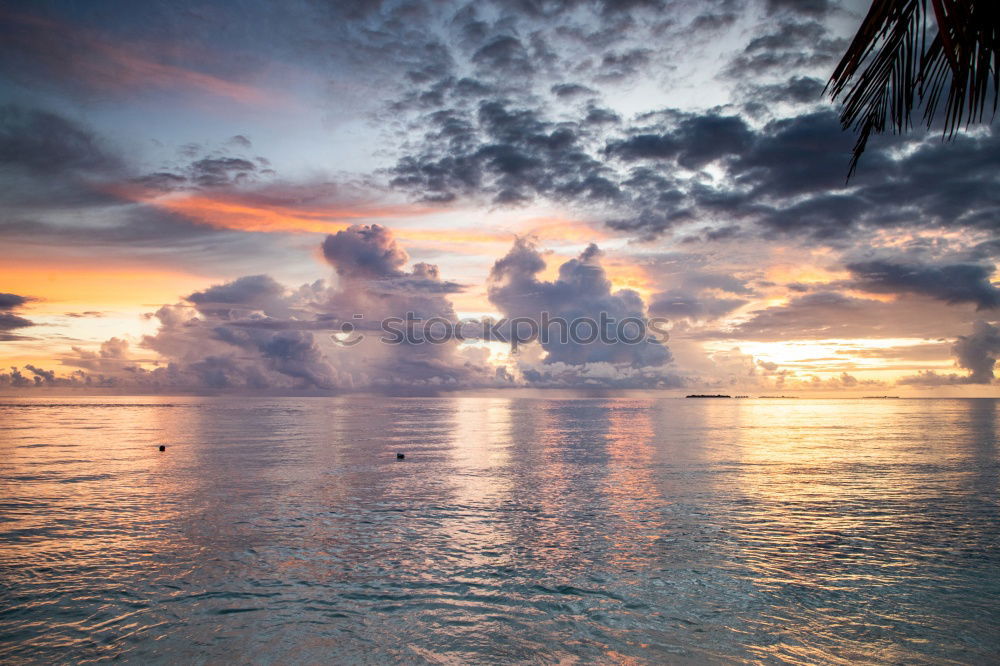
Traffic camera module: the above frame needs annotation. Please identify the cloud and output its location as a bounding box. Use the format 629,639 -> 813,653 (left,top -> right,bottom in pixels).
0,105 -> 122,176
0,11 -> 281,106
551,83 -> 596,98
3,0 -> 999,396
898,320 -> 1000,386
747,76 -> 825,105
188,157 -> 258,188
115,225 -> 495,391
472,36 -> 534,76
646,269 -> 754,323
649,291 -> 747,321
0,292 -> 33,310
847,260 -> 1000,310
187,274 -> 288,311
723,20 -> 845,79
0,104 -> 126,209
765,0 -> 832,16
0,312 -> 35,336
12,229 -> 686,391
488,238 -> 672,371
322,224 -> 409,280
0,291 -> 36,340
954,320 -> 1000,383
705,291 -> 979,342
608,114 -> 754,169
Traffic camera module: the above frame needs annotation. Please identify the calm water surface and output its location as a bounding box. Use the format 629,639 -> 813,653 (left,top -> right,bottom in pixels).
0,396 -> 998,664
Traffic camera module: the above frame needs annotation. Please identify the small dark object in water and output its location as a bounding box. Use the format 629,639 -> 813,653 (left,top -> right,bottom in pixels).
159,445 -> 166,452
396,453 -> 405,460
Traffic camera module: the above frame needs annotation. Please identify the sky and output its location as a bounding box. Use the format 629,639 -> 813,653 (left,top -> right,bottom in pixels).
0,0 -> 998,395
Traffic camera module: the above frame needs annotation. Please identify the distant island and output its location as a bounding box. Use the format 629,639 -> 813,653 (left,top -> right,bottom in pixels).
686,394 -> 732,398
863,396 -> 901,399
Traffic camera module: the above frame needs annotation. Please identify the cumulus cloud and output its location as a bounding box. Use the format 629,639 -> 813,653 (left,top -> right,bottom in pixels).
33,225 -> 501,392
900,321 -> 1000,385
8,229 -> 686,391
3,0 -> 999,395
488,238 -> 672,373
322,224 -> 409,280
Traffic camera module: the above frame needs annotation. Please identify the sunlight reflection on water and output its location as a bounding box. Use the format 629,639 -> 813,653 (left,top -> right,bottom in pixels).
0,396 -> 998,663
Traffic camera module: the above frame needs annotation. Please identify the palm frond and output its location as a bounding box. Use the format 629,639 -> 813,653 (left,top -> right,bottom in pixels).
828,0 -> 1000,179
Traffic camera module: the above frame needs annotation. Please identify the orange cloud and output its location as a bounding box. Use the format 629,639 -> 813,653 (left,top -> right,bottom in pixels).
603,260 -> 656,300
514,216 -> 611,243
116,186 -> 519,247
146,192 -> 397,233
765,263 -> 849,285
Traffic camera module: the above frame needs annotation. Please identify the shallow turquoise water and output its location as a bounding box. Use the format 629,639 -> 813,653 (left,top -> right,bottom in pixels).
1,396 -> 998,663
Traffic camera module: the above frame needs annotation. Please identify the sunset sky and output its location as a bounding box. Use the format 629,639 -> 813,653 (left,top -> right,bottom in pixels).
1,0 -> 998,394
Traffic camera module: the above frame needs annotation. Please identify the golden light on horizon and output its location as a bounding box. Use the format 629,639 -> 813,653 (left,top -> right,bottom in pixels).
1,261 -> 219,308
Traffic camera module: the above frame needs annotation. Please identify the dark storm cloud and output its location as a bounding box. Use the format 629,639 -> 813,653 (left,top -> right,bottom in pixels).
0,312 -> 35,332
390,98 -> 619,205
607,114 -> 753,169
189,157 -> 257,188
764,0 -> 831,16
583,105 -> 621,125
607,110 -> 997,241
847,261 -> 1000,310
749,76 -> 825,105
472,36 -> 534,76
0,293 -> 33,310
723,20 -> 846,79
593,48 -> 652,82
0,291 -> 36,340
0,104 -> 127,209
605,134 -> 679,160
551,83 -> 596,98
390,100 -> 866,240
0,105 -> 121,175
131,140 -> 274,194
360,0 -> 999,246
731,111 -> 858,197
714,113 -> 999,241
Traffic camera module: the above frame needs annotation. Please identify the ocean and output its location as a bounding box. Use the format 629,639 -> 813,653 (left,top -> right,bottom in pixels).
1,396 -> 998,663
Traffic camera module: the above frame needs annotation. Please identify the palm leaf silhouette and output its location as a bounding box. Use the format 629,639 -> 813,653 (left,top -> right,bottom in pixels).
828,0 -> 999,178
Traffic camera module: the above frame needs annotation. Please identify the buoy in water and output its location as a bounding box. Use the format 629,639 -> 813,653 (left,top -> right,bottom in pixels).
159,445 -> 166,452
396,453 -> 405,460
